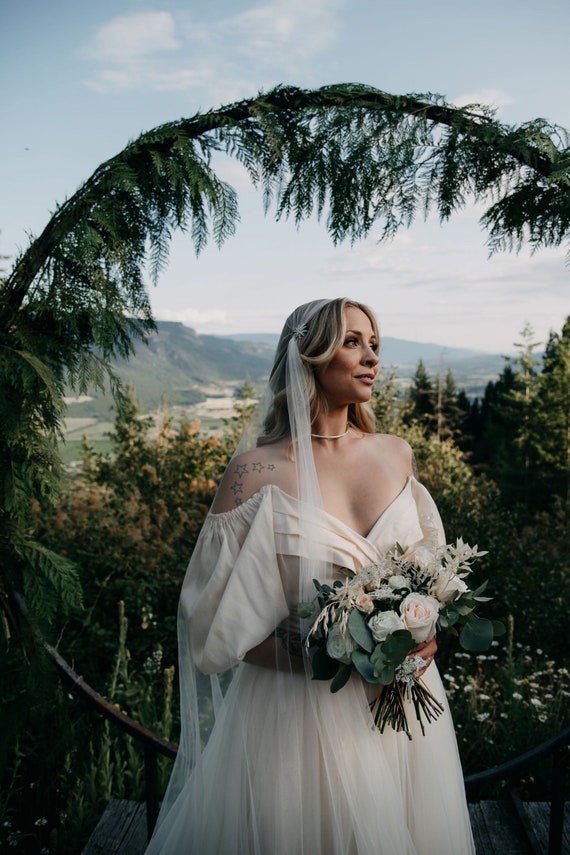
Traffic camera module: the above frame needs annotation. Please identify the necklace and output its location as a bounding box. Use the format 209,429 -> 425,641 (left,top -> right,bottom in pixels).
311,426 -> 350,440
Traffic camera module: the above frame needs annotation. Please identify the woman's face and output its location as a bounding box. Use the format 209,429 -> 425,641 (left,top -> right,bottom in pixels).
317,306 -> 379,408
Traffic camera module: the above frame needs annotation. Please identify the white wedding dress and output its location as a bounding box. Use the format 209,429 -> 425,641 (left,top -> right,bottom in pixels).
146,477 -> 475,854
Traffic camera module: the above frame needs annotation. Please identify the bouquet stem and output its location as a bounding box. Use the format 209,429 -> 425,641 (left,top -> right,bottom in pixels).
370,678 -> 444,740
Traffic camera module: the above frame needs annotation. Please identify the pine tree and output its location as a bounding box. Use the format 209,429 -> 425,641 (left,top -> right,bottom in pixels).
406,359 -> 436,429
533,318 -> 570,507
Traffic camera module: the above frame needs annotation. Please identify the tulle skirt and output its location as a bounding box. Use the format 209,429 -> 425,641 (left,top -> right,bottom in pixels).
145,661 -> 474,855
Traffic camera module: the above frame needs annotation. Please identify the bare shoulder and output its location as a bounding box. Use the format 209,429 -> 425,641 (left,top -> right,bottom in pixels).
210,441 -> 295,513
364,433 -> 415,477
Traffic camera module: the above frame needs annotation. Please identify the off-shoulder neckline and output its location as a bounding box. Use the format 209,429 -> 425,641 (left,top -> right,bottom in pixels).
208,476 -> 415,541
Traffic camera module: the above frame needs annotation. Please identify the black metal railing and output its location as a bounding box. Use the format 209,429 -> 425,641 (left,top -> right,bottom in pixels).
45,641 -> 178,839
465,726 -> 570,855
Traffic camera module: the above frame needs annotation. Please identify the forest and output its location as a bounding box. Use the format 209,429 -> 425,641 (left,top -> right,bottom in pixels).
2,322 -> 569,851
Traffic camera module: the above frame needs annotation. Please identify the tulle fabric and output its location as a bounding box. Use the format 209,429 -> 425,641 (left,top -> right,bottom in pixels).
145,479 -> 475,854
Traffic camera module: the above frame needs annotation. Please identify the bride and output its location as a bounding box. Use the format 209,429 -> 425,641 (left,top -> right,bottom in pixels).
145,298 -> 475,854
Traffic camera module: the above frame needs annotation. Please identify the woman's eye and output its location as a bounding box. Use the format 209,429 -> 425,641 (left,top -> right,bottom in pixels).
344,338 -> 358,346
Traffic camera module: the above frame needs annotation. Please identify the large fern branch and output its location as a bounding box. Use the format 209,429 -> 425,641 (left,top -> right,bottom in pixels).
3,84 -> 569,326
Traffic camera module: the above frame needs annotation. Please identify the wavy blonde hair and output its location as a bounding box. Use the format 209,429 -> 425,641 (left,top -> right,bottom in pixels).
258,298 -> 379,446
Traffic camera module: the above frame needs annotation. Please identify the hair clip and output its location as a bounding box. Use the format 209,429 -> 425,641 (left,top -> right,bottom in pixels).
292,323 -> 308,341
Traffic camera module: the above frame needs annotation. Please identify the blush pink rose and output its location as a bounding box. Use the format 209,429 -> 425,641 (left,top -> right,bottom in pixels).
399,593 -> 439,643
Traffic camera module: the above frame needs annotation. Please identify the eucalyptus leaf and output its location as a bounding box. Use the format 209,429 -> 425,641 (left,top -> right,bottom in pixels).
311,646 -> 340,680
460,617 -> 494,652
348,609 -> 374,653
352,649 -> 382,683
492,620 -> 506,637
330,663 -> 352,693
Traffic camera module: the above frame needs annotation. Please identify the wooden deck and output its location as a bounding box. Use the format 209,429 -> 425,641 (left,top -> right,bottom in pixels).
83,798 -> 570,854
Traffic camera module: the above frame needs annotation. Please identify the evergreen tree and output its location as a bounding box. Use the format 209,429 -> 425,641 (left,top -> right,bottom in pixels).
406,359 -> 436,429
533,318 -> 570,507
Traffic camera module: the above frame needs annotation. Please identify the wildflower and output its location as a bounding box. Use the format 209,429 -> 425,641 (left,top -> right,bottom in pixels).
538,714 -> 548,723
512,692 -> 523,700
34,818 -> 48,827
476,712 -> 490,722
530,698 -> 542,708
500,713 -> 508,719
479,693 -> 491,701
536,648 -> 543,655
463,684 -> 474,693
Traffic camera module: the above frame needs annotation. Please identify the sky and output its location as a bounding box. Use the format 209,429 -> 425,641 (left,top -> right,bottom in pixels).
2,0 -> 570,353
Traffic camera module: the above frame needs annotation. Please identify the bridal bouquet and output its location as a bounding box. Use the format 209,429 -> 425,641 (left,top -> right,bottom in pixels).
298,531 -> 503,740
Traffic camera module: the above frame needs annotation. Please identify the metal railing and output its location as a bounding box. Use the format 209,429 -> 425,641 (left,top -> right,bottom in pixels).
464,726 -> 570,855
46,640 -> 178,840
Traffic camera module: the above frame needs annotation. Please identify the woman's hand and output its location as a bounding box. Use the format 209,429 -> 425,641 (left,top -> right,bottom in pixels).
410,635 -> 437,677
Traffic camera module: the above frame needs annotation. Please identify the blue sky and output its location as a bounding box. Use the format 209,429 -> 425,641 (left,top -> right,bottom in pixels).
2,0 -> 569,352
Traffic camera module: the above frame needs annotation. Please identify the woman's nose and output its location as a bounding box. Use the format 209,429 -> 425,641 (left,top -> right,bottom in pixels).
363,346 -> 379,365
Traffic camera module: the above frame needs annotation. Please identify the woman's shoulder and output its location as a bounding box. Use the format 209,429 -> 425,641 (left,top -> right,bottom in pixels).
210,441 -> 295,514
366,432 -> 413,456
362,432 -> 416,477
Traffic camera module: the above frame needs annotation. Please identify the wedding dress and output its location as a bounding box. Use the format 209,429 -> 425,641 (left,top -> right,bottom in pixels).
145,476 -> 475,855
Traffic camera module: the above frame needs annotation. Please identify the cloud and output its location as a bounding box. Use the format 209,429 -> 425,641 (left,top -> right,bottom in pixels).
452,88 -> 515,116
84,12 -> 180,64
224,0 -> 344,72
83,11 -> 211,93
83,1 -> 344,95
154,307 -> 231,328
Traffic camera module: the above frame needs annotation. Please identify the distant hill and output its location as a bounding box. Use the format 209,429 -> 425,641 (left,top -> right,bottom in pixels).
65,322 -> 507,420
225,333 -> 507,398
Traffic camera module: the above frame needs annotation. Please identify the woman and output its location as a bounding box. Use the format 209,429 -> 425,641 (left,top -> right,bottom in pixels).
146,298 -> 475,854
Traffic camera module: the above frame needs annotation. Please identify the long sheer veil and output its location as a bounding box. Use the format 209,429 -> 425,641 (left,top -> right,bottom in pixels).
148,299 -> 340,848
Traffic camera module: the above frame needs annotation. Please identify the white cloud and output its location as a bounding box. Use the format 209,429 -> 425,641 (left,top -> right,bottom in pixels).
154,307 -> 231,328
452,88 -> 515,116
84,12 -> 180,64
83,1 -> 344,95
83,11 -> 212,94
225,0 -> 343,71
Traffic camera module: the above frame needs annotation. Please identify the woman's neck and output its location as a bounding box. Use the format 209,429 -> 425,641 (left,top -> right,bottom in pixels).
311,410 -> 350,440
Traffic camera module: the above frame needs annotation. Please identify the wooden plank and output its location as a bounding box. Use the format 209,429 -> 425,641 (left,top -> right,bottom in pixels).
82,800 -> 147,855
85,799 -> 569,855
469,802 -> 499,854
477,801 -> 532,854
520,802 -> 570,855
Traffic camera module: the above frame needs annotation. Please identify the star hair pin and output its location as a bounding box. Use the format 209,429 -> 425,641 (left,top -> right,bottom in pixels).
292,323 -> 308,341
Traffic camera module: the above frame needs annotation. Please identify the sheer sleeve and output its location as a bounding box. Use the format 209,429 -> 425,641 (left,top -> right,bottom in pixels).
180,487 -> 291,674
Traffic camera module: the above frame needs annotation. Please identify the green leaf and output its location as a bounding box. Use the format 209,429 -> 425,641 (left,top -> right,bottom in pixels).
379,630 -> 414,665
330,664 -> 352,693
311,646 -> 340,680
351,649 -> 382,683
296,601 -> 315,619
459,618 -> 494,652
492,620 -> 506,637
348,608 -> 374,653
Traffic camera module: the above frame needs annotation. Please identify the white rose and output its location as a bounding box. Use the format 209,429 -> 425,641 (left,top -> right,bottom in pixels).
367,610 -> 406,643
326,622 -> 357,663
388,574 -> 409,590
400,593 -> 439,643
432,569 -> 469,604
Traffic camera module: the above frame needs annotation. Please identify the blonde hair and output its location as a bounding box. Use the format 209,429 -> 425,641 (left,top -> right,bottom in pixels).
258,298 -> 378,446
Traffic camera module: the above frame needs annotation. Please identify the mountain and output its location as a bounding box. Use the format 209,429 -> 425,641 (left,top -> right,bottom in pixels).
65,322 -> 507,419
225,333 -> 507,398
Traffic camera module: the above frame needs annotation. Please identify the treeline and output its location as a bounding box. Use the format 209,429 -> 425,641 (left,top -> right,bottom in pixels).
384,318 -> 570,512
